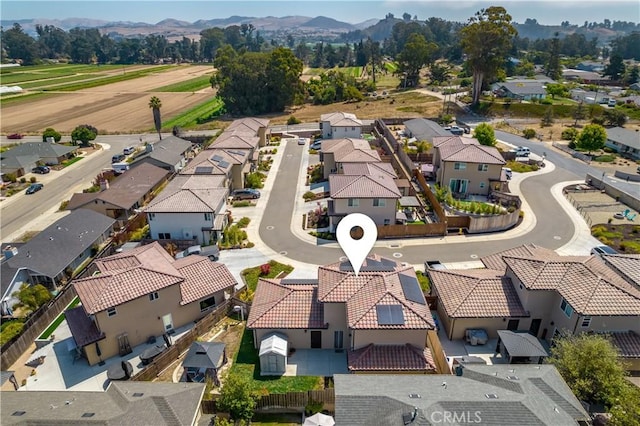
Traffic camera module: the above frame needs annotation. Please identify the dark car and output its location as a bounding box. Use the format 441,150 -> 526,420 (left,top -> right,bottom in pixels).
232,188 -> 260,200
590,245 -> 617,256
7,133 -> 23,140
32,165 -> 50,174
25,183 -> 44,194
112,154 -> 126,163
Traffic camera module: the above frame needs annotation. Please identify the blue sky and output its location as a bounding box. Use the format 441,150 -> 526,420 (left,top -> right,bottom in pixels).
2,1 -> 639,25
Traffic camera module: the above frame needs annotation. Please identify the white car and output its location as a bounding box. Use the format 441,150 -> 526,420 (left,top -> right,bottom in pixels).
310,141 -> 322,150
175,245 -> 220,261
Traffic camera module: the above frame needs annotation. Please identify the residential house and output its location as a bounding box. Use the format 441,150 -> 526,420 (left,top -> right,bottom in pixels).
188,148 -> 250,190
66,162 -> 169,220
320,112 -> 363,140
333,365 -> 590,426
145,175 -> 229,244
494,81 -> 547,101
1,381 -> 206,425
0,142 -> 76,176
576,60 -> 605,72
130,135 -> 194,173
321,138 -> 381,179
328,173 -> 401,231
208,131 -> 259,164
227,117 -> 270,147
0,209 -> 115,315
180,149 -> 235,188
432,136 -> 506,196
563,69 -> 610,84
605,127 -> 640,160
403,118 -> 451,143
68,242 -> 237,365
429,244 -> 640,372
248,255 -> 441,374
629,82 -> 640,91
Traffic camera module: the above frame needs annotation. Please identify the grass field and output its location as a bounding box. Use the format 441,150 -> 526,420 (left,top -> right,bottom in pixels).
150,74 -> 213,92
304,66 -> 362,78
161,96 -> 225,129
19,74 -> 103,90
43,65 -> 174,91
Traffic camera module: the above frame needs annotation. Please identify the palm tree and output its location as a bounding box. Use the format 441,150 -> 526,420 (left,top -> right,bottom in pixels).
148,96 -> 162,140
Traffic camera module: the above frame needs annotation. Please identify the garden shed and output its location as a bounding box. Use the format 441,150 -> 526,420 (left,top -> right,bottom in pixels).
259,333 -> 288,376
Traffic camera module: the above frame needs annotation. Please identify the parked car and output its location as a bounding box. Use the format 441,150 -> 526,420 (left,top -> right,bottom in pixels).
32,165 -> 50,174
502,167 -> 512,180
591,245 -> 617,256
112,162 -> 130,174
123,146 -> 135,155
310,141 -> 322,150
112,154 -> 126,163
25,183 -> 44,194
445,126 -> 464,136
232,188 -> 260,200
7,133 -> 23,140
175,245 -> 220,261
297,138 -> 308,145
515,147 -> 531,157
424,260 -> 446,271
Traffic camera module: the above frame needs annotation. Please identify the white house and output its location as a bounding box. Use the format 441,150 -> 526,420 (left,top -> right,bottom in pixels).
320,112 -> 363,140
145,175 -> 229,244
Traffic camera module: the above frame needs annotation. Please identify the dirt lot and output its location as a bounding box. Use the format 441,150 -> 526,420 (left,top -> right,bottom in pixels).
1,65 -> 216,134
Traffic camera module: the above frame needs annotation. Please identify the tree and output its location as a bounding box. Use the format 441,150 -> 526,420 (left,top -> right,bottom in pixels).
573,102 -> 586,126
460,7 -> 517,104
1,23 -> 38,64
71,124 -> 97,146
548,333 -> 640,425
576,124 -> 606,154
395,33 -> 437,87
217,374 -> 258,422
148,96 -> 162,140
541,106 -> 554,127
42,128 -> 62,142
473,123 -> 497,146
546,32 -> 562,81
12,284 -> 52,313
603,53 -> 626,81
429,62 -> 451,85
603,109 -> 628,127
627,65 -> 639,85
545,83 -> 568,99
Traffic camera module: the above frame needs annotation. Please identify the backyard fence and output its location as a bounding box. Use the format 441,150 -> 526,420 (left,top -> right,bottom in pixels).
200,388 -> 336,415
1,287 -> 77,370
377,223 -> 446,238
130,298 -> 235,381
427,330 -> 451,375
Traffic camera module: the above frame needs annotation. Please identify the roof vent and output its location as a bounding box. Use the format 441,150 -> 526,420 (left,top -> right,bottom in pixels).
132,392 -> 144,397
507,375 -> 519,380
485,394 -> 498,399
12,411 -> 26,416
408,393 -> 421,398
81,413 -> 95,418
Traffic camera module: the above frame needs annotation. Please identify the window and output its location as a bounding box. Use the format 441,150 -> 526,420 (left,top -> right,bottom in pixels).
158,233 -> 171,239
148,213 -> 155,221
560,299 -> 573,318
149,292 -> 159,301
478,164 -> 489,172
479,182 -> 485,189
373,198 -> 386,207
204,212 -> 212,221
348,198 -> 359,207
107,307 -> 117,317
199,296 -> 216,312
581,316 -> 592,327
454,162 -> 466,170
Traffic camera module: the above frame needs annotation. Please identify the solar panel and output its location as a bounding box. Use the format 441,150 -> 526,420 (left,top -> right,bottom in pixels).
228,150 -> 245,156
361,258 -> 396,272
218,160 -> 230,168
194,166 -> 214,174
339,261 -> 354,271
376,305 -> 405,325
399,273 -> 426,305
211,155 -> 224,162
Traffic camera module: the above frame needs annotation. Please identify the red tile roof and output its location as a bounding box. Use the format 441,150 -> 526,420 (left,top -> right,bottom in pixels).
322,138 -> 381,163
433,136 -> 505,165
347,344 -> 436,372
429,269 -> 528,318
481,244 -> 557,271
247,279 -> 326,329
74,242 -> 236,313
329,174 -> 401,199
610,331 -> 640,358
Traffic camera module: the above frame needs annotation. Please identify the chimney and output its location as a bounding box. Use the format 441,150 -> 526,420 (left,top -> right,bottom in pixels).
3,245 -> 18,259
100,180 -> 109,191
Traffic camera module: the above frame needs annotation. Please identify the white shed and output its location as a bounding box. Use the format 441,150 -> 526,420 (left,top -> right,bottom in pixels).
259,333 -> 288,376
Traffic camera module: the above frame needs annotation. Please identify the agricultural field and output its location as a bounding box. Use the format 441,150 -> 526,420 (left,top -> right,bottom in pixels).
149,74 -> 213,92
0,64 -> 217,133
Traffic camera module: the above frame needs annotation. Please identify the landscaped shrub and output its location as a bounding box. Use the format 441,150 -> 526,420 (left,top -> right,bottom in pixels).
562,128 -> 579,141
568,141 -> 577,149
19,177 -> 26,184
594,154 -> 616,163
522,128 -> 536,139
260,263 -> 271,276
237,217 -> 251,228
245,172 -> 264,189
232,201 -> 252,207
29,177 -> 36,183
287,116 -> 301,125
303,191 -> 316,201
3,173 -> 17,183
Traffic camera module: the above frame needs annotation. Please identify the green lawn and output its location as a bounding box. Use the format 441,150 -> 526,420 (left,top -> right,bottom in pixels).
241,260 -> 294,292
61,156 -> 84,167
38,296 -> 80,340
149,74 -> 213,92
506,160 -> 540,173
42,65 -> 173,92
230,328 -> 324,394
161,97 -> 225,129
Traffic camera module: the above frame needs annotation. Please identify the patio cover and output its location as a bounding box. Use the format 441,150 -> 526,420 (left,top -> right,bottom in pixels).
259,333 -> 287,357
399,196 -> 421,207
497,330 -> 549,358
183,341 -> 226,370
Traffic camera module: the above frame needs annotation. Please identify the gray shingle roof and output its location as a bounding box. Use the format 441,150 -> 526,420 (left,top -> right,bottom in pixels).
0,381 -> 205,425
497,330 -> 549,358
2,210 -> 115,289
404,118 -> 451,141
182,341 -> 226,370
1,142 -> 75,160
499,81 -> 547,96
131,136 -> 193,168
606,126 -> 640,150
334,364 -> 589,426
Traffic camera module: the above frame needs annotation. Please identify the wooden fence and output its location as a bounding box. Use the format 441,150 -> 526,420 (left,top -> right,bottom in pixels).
1,288 -> 77,370
130,299 -> 234,381
200,389 -> 336,415
427,330 -> 451,375
377,223 -> 445,238
413,170 -> 446,222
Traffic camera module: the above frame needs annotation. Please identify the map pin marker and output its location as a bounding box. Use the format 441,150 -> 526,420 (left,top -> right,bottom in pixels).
336,213 -> 377,276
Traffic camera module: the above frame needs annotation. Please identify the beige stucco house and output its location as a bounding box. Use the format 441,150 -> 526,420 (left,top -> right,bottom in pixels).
248,255 -> 443,374
68,242 -> 237,365
429,244 -> 640,372
321,138 -> 381,179
328,173 -> 401,231
320,112 -> 363,140
432,136 -> 505,196
227,117 -> 270,148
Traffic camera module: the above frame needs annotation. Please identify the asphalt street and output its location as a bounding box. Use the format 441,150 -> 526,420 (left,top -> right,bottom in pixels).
258,135 -> 585,265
